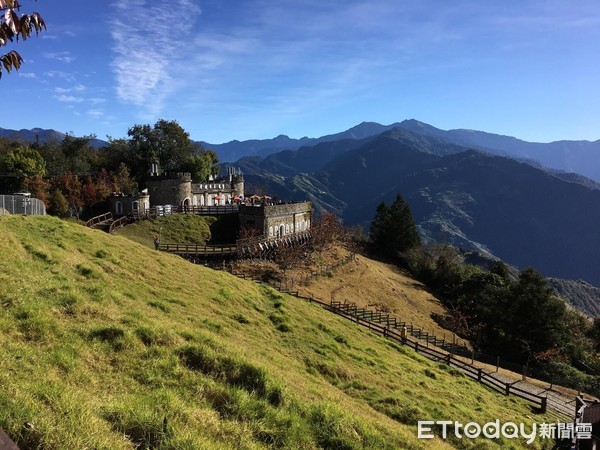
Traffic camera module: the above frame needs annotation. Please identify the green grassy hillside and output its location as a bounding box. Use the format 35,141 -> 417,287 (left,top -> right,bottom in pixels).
0,216 -> 555,449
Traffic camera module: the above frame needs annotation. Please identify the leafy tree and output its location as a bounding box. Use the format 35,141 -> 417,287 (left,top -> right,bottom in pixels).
180,147 -> 219,182
125,119 -> 195,183
52,172 -> 83,218
82,176 -> 97,207
0,0 -> 46,78
48,188 -> 68,217
24,174 -> 49,204
61,134 -> 95,174
587,317 -> 600,352
96,137 -> 129,174
94,168 -> 115,202
0,144 -> 45,179
369,193 -> 420,259
38,140 -> 68,176
112,162 -> 137,194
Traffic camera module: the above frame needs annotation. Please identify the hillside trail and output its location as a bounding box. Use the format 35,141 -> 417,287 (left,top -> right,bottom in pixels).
272,248 -> 592,420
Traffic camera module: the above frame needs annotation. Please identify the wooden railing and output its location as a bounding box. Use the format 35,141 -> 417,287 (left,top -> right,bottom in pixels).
108,215 -> 130,234
85,212 -> 112,228
159,243 -> 237,257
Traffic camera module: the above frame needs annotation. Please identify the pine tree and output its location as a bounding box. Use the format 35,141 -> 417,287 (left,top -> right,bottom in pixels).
388,194 -> 421,252
369,193 -> 421,259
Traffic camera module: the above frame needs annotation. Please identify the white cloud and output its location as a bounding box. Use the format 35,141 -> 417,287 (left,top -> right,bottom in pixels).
109,0 -> 202,115
44,71 -> 76,82
87,109 -> 103,119
55,94 -> 84,103
44,51 -> 75,63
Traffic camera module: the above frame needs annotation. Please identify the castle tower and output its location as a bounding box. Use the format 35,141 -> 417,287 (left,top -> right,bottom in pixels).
228,167 -> 244,198
145,172 -> 192,207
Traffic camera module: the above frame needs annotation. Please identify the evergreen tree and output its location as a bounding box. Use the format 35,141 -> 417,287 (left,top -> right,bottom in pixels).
505,268 -> 570,359
369,193 -> 420,259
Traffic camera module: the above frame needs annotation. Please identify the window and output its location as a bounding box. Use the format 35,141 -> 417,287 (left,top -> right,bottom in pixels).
132,201 -> 139,211
115,201 -> 123,215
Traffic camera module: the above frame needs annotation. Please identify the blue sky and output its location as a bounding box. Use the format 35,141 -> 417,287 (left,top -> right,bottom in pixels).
2,0 -> 600,144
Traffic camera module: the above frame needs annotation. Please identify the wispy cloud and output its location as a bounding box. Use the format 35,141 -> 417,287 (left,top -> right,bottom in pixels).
44,70 -> 76,82
109,0 -> 202,115
87,109 -> 103,119
54,94 -> 84,103
44,51 -> 75,63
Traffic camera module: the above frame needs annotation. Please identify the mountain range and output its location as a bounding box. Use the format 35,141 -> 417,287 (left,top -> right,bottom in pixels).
0,127 -> 107,148
220,123 -> 600,291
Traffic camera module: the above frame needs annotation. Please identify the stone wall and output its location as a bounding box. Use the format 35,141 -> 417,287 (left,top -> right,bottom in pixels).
110,193 -> 150,217
239,202 -> 311,238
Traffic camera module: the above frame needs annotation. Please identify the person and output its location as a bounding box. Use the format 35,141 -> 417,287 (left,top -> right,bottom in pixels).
154,236 -> 160,250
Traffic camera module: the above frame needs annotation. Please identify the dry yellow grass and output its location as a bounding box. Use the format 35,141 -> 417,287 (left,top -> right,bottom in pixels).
235,245 -> 470,348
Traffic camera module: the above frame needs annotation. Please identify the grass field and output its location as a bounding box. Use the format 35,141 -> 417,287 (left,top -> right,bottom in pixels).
0,215 -> 558,449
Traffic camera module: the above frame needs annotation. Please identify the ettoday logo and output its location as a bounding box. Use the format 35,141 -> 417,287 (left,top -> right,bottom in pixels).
417,420 -> 592,444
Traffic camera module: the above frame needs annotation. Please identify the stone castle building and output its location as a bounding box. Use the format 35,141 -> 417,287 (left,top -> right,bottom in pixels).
239,202 -> 312,238
145,166 -> 245,208
109,167 -> 311,240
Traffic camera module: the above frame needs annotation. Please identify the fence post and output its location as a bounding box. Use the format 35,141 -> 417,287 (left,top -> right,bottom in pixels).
400,326 -> 407,344
477,368 -> 482,381
496,356 -> 500,372
471,350 -> 475,364
540,396 -> 547,413
505,383 -> 510,397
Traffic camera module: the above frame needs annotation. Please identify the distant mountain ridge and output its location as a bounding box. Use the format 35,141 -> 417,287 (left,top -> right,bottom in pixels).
230,126 -> 600,289
0,127 -> 108,148
207,119 -> 600,182
201,121 -> 404,162
5,121 -> 600,181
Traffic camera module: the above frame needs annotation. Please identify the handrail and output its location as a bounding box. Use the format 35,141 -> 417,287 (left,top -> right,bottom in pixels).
108,215 -> 129,234
85,212 -> 112,228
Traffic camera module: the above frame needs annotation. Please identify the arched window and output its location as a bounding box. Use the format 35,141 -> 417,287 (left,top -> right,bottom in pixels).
132,201 -> 139,211
200,196 -> 205,206
115,201 -> 123,215
193,196 -> 198,206
279,224 -> 285,237
269,226 -> 274,237
285,224 -> 290,234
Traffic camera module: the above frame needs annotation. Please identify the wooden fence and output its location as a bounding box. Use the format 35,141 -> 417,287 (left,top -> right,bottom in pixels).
132,205 -> 239,219
159,243 -> 237,258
